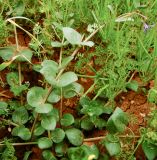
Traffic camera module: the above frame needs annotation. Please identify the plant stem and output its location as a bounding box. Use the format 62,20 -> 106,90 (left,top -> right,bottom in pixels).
0,118 -> 19,127
0,91 -> 11,98
6,19 -> 45,50
82,80 -> 98,97
48,131 -> 51,139
84,24 -> 105,42
60,87 -> 63,118
92,84 -> 108,101
128,135 -> 144,160
77,74 -> 96,78
84,135 -> 140,142
59,38 -> 64,68
30,114 -> 38,137
14,20 -> 23,105
0,142 -> 37,146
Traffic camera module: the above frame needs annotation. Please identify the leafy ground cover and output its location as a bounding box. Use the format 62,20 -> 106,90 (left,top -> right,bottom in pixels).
0,0 -> 157,159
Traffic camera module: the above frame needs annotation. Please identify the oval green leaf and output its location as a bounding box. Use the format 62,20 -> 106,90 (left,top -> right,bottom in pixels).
35,103 -> 53,114
63,82 -> 84,98
12,126 -> 31,140
47,88 -> 61,103
65,128 -> 84,146
55,142 -> 68,157
42,150 -> 57,160
41,116 -> 56,130
51,128 -> 65,143
57,72 -> 78,87
27,87 -> 47,107
60,113 -> 74,127
40,60 -> 58,85
34,123 -> 45,136
12,106 -> 29,125
81,117 -> 94,131
16,49 -> 33,62
63,27 -> 82,45
38,137 -> 53,149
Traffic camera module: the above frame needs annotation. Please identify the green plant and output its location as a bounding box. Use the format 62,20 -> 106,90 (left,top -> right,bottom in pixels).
1,0 -> 157,159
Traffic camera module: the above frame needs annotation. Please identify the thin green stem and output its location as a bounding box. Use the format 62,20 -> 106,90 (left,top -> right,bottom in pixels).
82,80 -> 98,97
136,34 -> 152,59
48,131 -> 51,139
128,135 -> 144,160
30,114 -> 38,137
6,19 -> 45,50
92,85 -> 108,101
59,38 -> 64,68
0,142 -> 37,146
77,74 -> 96,78
14,20 -> 23,105
60,88 -> 63,118
84,135 -> 140,142
0,118 -> 19,127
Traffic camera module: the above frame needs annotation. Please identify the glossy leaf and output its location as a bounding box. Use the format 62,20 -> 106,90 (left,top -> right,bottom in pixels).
80,41 -> 94,47
92,117 -> 107,129
7,72 -> 19,86
6,72 -> 28,96
60,56 -> 73,69
65,128 -> 84,146
27,87 -> 47,107
23,151 -> 32,160
63,27 -> 82,45
103,134 -> 121,156
63,82 -> 84,98
41,115 -> 56,130
40,60 -> 58,85
57,72 -> 78,87
107,107 -> 129,133
13,0 -> 25,16
42,150 -> 57,160
38,137 -> 53,149
55,142 -> 68,157
0,61 -> 13,71
60,113 -> 74,127
12,106 -> 29,125
35,103 -> 53,114
0,47 -> 14,61
12,126 -> 31,140
142,141 -> 157,160
81,117 -> 94,131
126,80 -> 138,92
16,49 -> 33,62
80,98 -> 104,116
51,128 -> 65,143
34,123 -> 45,136
46,108 -> 60,122
32,64 -> 42,72
148,88 -> 157,103
48,88 -> 61,103
12,85 -> 28,96
68,144 -> 99,160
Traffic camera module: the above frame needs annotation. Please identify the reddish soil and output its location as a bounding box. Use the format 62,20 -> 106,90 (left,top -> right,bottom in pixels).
116,90 -> 151,135
8,29 -> 30,47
